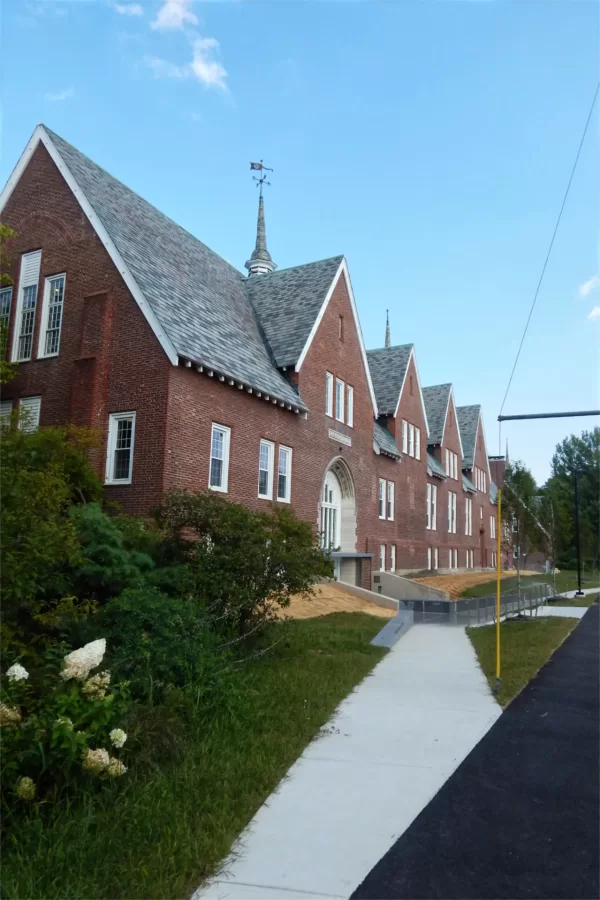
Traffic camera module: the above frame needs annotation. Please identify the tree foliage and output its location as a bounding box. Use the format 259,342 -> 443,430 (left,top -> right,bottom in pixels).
0,222 -> 18,384
502,461 -> 545,564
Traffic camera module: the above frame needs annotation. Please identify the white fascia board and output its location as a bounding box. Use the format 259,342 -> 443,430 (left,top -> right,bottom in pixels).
392,346 -> 431,438
446,388 -> 465,460
295,257 -> 378,418
0,125 -> 178,366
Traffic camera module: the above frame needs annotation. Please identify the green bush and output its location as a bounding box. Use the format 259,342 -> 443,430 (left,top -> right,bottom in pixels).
158,491 -> 334,636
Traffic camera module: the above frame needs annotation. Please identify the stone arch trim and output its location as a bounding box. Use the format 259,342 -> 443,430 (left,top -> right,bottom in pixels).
319,456 -> 357,553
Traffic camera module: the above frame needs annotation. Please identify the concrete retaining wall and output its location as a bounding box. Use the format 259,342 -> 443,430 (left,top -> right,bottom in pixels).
333,579 -> 399,612
372,570 -> 449,602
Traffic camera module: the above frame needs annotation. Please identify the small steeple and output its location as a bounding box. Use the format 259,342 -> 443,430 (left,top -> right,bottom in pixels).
245,161 -> 277,277
385,309 -> 391,348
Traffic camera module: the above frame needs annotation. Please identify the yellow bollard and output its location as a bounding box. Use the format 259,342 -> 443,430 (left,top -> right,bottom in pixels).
495,489 -> 502,694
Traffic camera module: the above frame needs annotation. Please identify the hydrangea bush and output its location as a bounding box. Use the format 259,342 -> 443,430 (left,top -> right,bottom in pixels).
1,639 -> 130,809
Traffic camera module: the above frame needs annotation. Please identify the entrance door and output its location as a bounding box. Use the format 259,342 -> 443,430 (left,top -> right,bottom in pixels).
320,471 -> 342,551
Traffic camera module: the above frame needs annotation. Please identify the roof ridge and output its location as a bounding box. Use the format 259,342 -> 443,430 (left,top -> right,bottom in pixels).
367,342 -> 413,354
42,124 -> 246,284
257,255 -> 344,278
423,382 -> 452,391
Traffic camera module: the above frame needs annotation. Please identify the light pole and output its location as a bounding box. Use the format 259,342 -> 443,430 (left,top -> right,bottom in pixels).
574,471 -> 584,597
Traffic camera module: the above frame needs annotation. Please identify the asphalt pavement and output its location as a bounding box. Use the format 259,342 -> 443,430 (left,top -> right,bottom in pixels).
352,605 -> 600,900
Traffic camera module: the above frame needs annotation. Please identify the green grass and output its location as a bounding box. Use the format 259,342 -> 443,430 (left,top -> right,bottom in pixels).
467,616 -> 580,707
1,613 -> 386,900
553,592 -> 599,607
460,569 -> 598,599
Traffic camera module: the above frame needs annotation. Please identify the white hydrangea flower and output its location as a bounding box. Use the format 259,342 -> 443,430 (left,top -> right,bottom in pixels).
61,639 -> 106,681
82,747 -> 110,774
6,663 -> 29,683
82,671 -> 111,700
15,776 -> 36,800
109,728 -> 127,749
106,757 -> 127,777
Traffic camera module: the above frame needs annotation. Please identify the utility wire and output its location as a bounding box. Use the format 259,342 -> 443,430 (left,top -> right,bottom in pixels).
499,81 -> 600,417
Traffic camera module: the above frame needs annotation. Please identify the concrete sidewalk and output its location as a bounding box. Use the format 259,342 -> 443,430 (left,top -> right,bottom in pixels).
194,625 -> 501,900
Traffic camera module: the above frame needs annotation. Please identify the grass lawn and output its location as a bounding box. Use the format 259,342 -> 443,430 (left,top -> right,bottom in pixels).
2,613 -> 386,900
467,616 -> 580,707
461,569 -> 598,599
552,592 -> 599,608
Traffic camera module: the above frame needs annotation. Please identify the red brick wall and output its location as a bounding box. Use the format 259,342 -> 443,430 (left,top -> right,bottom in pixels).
1,143 -> 171,514
471,419 -> 497,568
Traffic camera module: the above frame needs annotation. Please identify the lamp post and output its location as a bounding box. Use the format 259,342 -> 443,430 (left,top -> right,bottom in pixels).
574,471 -> 584,597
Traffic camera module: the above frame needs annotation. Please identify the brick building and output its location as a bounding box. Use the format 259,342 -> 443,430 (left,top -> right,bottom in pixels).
0,125 -> 498,584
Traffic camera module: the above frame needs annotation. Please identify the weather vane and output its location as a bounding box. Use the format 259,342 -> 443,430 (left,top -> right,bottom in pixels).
249,160 -> 273,196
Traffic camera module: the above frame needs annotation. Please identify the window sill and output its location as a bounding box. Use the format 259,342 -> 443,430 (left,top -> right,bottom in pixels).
105,479 -> 132,486
258,493 -> 273,501
208,484 -> 228,494
37,352 -> 59,360
276,497 -> 291,504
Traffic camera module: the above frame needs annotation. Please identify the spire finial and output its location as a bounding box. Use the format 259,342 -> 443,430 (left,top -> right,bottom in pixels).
385,309 -> 391,348
245,160 -> 277,277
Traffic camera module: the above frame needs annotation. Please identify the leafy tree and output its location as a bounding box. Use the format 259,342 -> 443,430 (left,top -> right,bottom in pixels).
0,222 -> 18,384
158,491 -> 334,636
501,461 -> 546,567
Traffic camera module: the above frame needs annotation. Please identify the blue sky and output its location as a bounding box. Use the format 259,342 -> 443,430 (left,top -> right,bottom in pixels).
1,0 -> 598,482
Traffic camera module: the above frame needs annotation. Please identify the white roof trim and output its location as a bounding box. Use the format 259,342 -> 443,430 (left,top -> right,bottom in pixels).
393,346 -> 430,437
445,388 -> 465,460
0,125 -> 178,366
295,257 -> 378,417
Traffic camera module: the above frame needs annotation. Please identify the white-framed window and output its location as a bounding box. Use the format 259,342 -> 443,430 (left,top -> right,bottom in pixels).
448,492 -> 457,533
12,250 -> 42,362
427,546 -> 432,569
453,548 -> 458,569
465,497 -> 472,536
513,544 -> 519,559
426,483 -> 432,530
105,411 -> 135,484
490,515 -> 496,539
387,481 -> 394,520
492,551 -> 497,568
325,372 -> 333,417
38,273 -> 66,358
483,472 -> 487,493
18,396 -> 41,433
453,453 -> 458,479
277,446 -> 292,502
466,550 -> 470,569
433,547 -> 438,570
401,419 -> 408,453
209,423 -> 230,492
379,544 -> 386,572
258,439 -> 274,499
0,286 -> 12,345
390,544 -> 396,572
448,549 -> 453,569
346,385 -> 354,427
431,483 -> 437,530
0,399 -> 12,425
335,378 -> 345,422
415,427 -> 421,460
480,505 -> 483,519
445,449 -> 450,475
408,423 -> 415,457
378,478 -> 386,519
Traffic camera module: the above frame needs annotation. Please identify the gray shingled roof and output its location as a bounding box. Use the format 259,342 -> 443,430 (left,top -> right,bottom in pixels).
490,480 -> 498,504
456,405 -> 481,469
366,344 -> 413,416
374,421 -> 401,458
44,127 -> 305,410
246,257 -> 343,368
427,452 -> 447,479
462,473 -> 476,493
422,384 -> 451,445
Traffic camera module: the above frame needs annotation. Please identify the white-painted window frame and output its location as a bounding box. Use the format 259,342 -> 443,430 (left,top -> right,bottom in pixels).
37,272 -> 66,358
325,372 -> 334,417
427,546 -> 432,569
378,477 -> 386,519
347,385 -> 354,427
12,250 -> 42,363
401,419 -> 408,454
277,445 -> 292,503
335,378 -> 345,423
433,547 -> 438,570
0,286 -> 12,341
105,411 -> 136,485
208,423 -> 231,493
453,548 -> 458,569
445,449 -> 450,475
431,483 -> 437,530
415,427 -> 421,460
408,423 -> 415,457
258,438 -> 274,500
387,480 -> 394,520
390,544 -> 396,572
465,497 -> 472,536
379,543 -> 386,572
0,399 -> 12,425
426,482 -> 432,530
449,549 -> 453,569
490,514 -> 496,539
18,396 -> 42,433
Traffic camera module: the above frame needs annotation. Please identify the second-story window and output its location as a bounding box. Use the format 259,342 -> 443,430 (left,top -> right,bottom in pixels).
335,378 -> 345,422
490,515 -> 496,539
415,426 -> 421,460
347,385 -> 354,427
209,423 -> 230,492
39,274 -> 66,357
105,411 -> 135,484
401,419 -> 408,453
12,250 -> 42,363
378,478 -> 386,519
258,439 -> 274,499
387,481 -> 394,520
448,491 -> 457,533
277,446 -> 292,502
325,372 -> 333,417
408,423 -> 415,456
426,483 -> 438,530
0,287 -> 12,353
465,497 -> 472,536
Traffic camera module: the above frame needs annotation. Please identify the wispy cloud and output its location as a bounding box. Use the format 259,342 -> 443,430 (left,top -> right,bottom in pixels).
579,274 -> 600,297
145,55 -> 188,79
588,306 -> 600,321
151,0 -> 198,31
45,87 -> 75,102
144,35 -> 227,89
114,2 -> 144,15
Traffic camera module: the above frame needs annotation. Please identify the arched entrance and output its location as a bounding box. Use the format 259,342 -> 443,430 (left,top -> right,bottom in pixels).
319,458 -> 357,553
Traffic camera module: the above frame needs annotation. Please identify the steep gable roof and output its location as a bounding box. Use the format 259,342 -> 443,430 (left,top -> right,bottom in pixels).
427,452 -> 447,480
456,405 -> 481,469
373,421 -> 401,459
366,344 -> 413,416
246,256 -> 343,368
0,125 -> 305,411
422,384 -> 451,445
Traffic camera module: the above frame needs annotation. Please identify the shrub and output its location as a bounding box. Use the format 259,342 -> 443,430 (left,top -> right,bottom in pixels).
158,491 -> 333,636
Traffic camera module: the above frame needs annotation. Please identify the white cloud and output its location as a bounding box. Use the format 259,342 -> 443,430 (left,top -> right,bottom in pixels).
46,87 -> 75,102
151,0 -> 198,31
587,306 -> 600,320
145,55 -> 188,79
114,3 -> 144,15
144,35 -> 227,89
579,274 -> 600,297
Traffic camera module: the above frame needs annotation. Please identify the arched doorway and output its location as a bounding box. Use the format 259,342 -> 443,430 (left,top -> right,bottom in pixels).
319,458 -> 357,552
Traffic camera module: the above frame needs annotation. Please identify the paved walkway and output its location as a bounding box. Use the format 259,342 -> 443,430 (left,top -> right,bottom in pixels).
194,625 -> 501,900
352,606 -> 600,900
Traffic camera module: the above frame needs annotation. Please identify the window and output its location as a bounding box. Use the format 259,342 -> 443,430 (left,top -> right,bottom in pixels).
480,505 -> 483,519
452,452 -> 458,479
448,492 -> 457,533
490,515 -> 496,540
378,478 -> 386,519
466,550 -> 470,569
387,481 -> 394,520
470,550 -> 474,568
433,547 -> 438,570
408,423 -> 415,457
453,548 -> 458,569
12,250 -> 42,362
106,411 -> 135,483
483,472 -> 486,493
38,274 -> 66,357
258,439 -> 274,499
346,385 -> 354,428
426,483 -> 432,530
448,549 -> 453,569
0,287 -> 12,351
338,315 -> 344,341
18,396 -> 41,433
390,544 -> 396,572
0,399 -> 12,424
335,378 -> 345,422
209,423 -> 230,492
465,497 -> 472,536
401,419 -> 408,453
379,544 -> 386,572
427,547 -> 432,569
445,449 -> 450,475
431,483 -> 437,530
513,544 -> 519,559
325,372 -> 333,417
277,446 -> 292,502
415,427 -> 421,460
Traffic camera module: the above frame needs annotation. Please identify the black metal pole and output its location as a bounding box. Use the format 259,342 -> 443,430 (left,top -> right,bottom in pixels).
574,472 -> 584,596
498,410 -> 600,422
